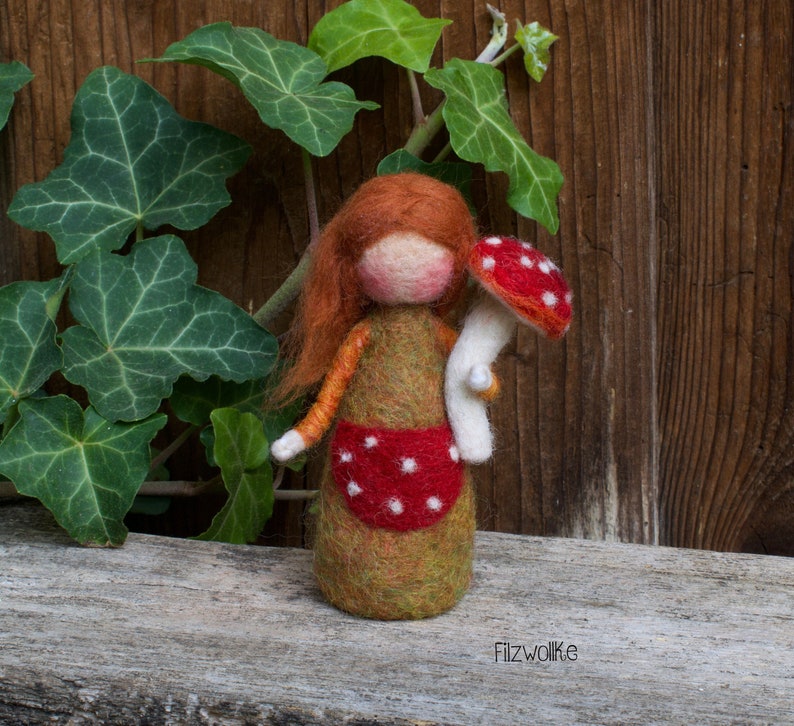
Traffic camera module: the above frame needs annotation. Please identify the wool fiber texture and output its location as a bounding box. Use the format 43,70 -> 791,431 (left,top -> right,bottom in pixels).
331,420 -> 464,530
312,305 -> 475,619
314,462 -> 475,620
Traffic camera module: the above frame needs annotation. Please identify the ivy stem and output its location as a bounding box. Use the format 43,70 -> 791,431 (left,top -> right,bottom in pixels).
273,489 -> 318,500
252,148 -> 319,328
403,100 -> 447,157
148,424 -> 199,477
253,249 -> 312,328
407,69 -> 425,126
0,478 -> 318,501
432,141 -> 453,164
476,4 -> 508,62
490,42 -> 522,67
302,147 -> 320,247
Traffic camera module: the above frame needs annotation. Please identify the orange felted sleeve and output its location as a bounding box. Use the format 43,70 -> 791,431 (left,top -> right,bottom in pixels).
293,320 -> 372,448
433,317 -> 459,355
477,374 -> 501,402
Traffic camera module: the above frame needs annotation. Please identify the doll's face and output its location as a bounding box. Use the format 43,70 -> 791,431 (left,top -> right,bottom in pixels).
356,232 -> 456,305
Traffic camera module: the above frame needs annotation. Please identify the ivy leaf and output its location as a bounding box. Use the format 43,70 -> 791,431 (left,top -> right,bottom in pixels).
170,375 -> 266,426
7,66 -> 250,264
195,407 -> 274,544
0,395 -> 166,546
424,59 -> 563,233
308,0 -> 450,74
377,149 -> 473,208
0,61 -> 34,130
0,276 -> 67,423
149,22 -> 378,157
60,235 -> 277,422
172,372 -> 303,468
515,21 -> 559,83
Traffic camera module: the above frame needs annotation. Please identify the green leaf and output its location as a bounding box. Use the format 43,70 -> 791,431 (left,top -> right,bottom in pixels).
171,373 -> 301,439
0,276 -> 67,423
424,59 -> 563,233
515,21 -> 559,83
308,0 -> 450,74
60,235 -> 278,422
172,372 -> 303,470
8,66 -> 250,264
0,395 -> 166,546
195,407 -> 274,544
0,61 -> 34,130
149,22 -> 378,157
170,375 -> 266,426
377,149 -> 473,207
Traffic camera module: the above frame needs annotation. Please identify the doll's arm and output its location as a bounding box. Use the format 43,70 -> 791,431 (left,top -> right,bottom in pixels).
271,320 -> 372,462
434,318 -> 500,402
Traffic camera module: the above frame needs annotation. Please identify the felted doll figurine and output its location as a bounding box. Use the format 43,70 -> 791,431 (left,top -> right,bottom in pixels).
271,172 -> 488,620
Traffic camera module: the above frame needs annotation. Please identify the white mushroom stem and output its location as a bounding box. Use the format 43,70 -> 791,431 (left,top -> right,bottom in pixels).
445,292 -> 517,464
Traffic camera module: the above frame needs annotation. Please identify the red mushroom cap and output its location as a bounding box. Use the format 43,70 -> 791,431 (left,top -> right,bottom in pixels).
468,235 -> 572,339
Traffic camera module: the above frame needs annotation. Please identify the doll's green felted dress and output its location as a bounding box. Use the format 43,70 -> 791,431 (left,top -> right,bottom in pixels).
312,304 -> 475,620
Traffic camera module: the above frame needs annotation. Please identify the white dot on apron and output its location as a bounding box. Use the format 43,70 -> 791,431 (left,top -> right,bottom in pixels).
426,496 -> 442,511
387,498 -> 404,515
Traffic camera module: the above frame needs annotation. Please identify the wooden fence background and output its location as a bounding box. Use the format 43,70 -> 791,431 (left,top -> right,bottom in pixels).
1,1 -> 791,555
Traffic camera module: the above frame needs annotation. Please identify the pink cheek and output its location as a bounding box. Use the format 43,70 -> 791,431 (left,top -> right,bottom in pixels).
416,256 -> 455,301
357,263 -> 395,302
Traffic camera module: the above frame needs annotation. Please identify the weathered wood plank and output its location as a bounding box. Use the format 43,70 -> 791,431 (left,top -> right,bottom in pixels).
1,502 -> 792,725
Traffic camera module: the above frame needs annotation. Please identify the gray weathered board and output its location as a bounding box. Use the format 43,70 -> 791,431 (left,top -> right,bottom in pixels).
1,502 -> 792,725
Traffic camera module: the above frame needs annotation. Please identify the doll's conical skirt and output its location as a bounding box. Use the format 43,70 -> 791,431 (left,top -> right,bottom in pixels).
311,458 -> 475,620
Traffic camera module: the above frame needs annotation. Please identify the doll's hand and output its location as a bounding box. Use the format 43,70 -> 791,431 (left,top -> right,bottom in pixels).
271,429 -> 307,463
467,364 -> 500,402
467,364 -> 492,392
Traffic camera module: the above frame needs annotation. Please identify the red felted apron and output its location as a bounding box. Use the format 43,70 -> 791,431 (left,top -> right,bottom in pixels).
330,420 -> 465,531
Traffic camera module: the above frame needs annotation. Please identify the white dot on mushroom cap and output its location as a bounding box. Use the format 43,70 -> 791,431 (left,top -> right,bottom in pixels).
364,436 -> 378,449
521,241 -> 533,250
485,236 -> 503,245
387,498 -> 404,515
339,450 -> 353,463
449,445 -> 460,462
400,457 -> 418,474
482,256 -> 496,270
520,255 -> 534,268
542,291 -> 559,307
539,261 -> 552,274
347,481 -> 362,497
565,291 -> 573,304
427,496 -> 442,511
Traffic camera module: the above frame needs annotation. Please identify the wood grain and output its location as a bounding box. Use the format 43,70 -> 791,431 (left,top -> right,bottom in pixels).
1,2 -> 793,553
2,502 -> 792,724
656,1 -> 794,553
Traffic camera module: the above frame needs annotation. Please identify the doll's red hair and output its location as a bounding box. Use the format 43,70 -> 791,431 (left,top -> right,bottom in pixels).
276,172 -> 477,402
